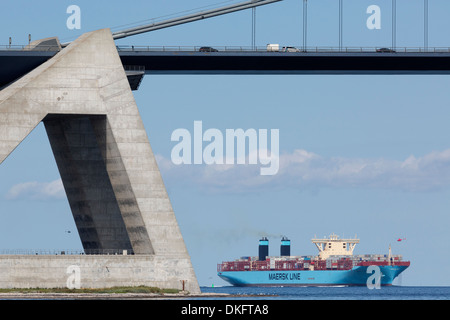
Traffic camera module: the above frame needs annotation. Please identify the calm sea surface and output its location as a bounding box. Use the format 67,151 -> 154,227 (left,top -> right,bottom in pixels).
199,286 -> 450,300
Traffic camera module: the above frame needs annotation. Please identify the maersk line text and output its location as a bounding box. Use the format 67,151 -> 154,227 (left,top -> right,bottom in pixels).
269,272 -> 301,280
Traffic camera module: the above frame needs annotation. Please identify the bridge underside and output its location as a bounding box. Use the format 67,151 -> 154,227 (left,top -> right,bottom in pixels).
121,51 -> 450,75
1,49 -> 450,89
0,29 -> 199,292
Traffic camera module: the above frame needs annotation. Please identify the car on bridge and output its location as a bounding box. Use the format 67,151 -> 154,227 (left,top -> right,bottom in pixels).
199,46 -> 219,52
376,48 -> 396,53
281,46 -> 300,53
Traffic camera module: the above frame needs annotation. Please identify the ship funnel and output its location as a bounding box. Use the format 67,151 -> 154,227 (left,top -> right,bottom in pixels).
280,236 -> 290,256
258,237 -> 269,261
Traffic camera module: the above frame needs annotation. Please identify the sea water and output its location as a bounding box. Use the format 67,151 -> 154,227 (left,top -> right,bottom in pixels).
199,285 -> 450,300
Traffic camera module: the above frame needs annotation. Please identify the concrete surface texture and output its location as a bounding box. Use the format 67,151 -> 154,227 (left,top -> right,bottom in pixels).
0,29 -> 199,293
0,255 -> 197,291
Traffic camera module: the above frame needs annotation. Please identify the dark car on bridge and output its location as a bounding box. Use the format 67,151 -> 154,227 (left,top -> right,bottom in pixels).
376,48 -> 396,53
199,46 -> 219,52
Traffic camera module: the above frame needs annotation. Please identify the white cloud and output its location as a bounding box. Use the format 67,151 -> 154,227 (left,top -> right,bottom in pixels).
156,148 -> 450,193
5,179 -> 65,200
8,149 -> 450,200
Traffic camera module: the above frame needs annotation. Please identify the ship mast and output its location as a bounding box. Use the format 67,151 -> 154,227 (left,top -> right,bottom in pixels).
388,244 -> 392,266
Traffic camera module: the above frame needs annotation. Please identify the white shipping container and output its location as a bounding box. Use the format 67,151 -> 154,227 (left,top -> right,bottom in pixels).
270,259 -> 276,269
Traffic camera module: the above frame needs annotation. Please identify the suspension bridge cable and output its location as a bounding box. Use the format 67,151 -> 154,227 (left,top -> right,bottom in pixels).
392,0 -> 396,50
424,0 -> 428,51
303,0 -> 307,51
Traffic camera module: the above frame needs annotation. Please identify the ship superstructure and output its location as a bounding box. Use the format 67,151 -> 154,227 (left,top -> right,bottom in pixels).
312,233 -> 359,260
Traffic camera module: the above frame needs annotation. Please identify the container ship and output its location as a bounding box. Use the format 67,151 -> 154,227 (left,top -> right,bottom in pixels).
217,233 -> 410,287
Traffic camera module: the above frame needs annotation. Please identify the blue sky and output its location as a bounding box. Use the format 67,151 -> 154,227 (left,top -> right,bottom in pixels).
1,0 -> 450,287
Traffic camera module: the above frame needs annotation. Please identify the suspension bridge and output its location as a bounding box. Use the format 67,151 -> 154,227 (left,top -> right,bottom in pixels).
0,0 -> 448,90
0,0 -> 447,292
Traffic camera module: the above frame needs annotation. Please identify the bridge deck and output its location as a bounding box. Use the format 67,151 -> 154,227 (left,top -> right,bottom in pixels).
1,49 -> 450,88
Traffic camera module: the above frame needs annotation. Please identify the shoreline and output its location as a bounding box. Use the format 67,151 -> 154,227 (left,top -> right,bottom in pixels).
0,291 -> 277,300
0,292 -> 229,300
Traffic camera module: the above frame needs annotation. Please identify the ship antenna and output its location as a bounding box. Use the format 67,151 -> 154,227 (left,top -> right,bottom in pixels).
388,244 -> 392,266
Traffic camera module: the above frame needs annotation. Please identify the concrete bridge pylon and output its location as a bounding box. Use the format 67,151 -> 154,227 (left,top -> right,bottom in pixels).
0,28 -> 199,293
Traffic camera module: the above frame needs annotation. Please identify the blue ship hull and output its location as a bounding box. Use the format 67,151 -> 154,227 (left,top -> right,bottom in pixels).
218,265 -> 408,287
